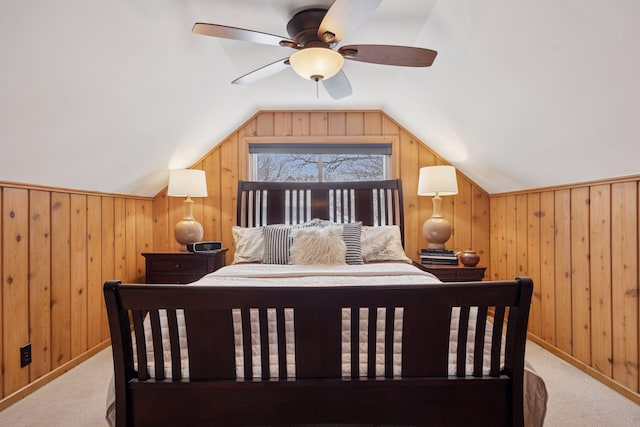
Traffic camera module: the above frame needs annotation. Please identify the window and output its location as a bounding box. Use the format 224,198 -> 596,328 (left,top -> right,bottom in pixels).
249,143 -> 391,182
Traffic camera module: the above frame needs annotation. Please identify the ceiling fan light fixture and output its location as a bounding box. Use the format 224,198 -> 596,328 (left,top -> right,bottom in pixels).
289,47 -> 344,81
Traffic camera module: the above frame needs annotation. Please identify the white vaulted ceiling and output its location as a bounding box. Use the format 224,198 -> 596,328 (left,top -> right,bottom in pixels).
1,0 -> 639,196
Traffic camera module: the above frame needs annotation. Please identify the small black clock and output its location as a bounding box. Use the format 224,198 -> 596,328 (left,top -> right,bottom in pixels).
186,241 -> 222,253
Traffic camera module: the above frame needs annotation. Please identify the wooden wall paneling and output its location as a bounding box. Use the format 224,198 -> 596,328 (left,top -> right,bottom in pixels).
554,189 -> 573,354
86,195 -> 103,348
256,112 -> 274,136
345,112 -> 364,136
505,195 -> 518,278
101,197 -> 115,341
381,114 -> 399,136
191,164 -> 206,247
328,112 -> 346,136
152,189 -> 169,251
399,130 -> 420,260
2,188 -> 29,395
570,187 -> 591,365
611,182 -> 639,391
452,178 -> 472,254
220,134 -> 239,260
589,184 -> 613,377
28,190 -> 51,380
309,112 -> 328,136
202,150 -> 222,242
114,198 -> 126,282
472,185 -> 491,278
489,197 -> 507,280
292,112 -> 310,136
136,200 -> 153,282
527,193 -> 542,336
125,199 -> 137,282
70,194 -> 88,358
363,111 -> 382,135
51,192 -> 71,369
539,191 -> 556,345
515,194 -> 528,277
274,112 -> 292,136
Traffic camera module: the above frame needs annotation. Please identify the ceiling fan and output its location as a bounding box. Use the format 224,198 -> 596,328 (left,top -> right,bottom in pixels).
192,0 -> 437,99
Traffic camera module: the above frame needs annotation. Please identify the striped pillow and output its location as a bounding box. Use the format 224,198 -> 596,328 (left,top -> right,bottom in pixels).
262,224 -> 296,265
342,222 -> 363,265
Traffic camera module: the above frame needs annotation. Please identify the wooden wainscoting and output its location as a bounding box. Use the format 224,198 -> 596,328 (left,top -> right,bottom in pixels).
490,176 -> 640,403
0,182 -> 153,407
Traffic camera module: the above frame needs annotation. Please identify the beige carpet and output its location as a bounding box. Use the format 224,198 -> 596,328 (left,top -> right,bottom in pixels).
0,341 -> 638,426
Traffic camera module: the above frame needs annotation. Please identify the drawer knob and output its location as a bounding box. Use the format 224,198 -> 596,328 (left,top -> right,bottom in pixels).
175,263 -> 181,269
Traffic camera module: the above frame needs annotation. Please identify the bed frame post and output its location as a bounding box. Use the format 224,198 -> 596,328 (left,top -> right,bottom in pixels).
103,280 -> 130,427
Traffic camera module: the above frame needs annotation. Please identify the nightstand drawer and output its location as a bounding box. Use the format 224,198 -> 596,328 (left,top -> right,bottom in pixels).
147,259 -> 209,274
413,261 -> 486,282
142,250 -> 227,284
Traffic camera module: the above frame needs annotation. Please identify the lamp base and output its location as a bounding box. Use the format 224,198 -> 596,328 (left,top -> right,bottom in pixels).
174,218 -> 204,251
422,216 -> 452,250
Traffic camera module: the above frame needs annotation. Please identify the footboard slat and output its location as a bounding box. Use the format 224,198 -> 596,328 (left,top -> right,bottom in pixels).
259,308 -> 270,380
148,311 -> 165,381
491,306 -> 506,376
166,309 -> 181,380
473,306 -> 489,377
367,307 -> 376,379
131,310 -> 148,381
456,306 -> 470,377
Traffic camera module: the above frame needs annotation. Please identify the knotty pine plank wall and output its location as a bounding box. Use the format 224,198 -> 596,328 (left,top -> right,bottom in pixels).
0,183 -> 153,407
490,177 -> 640,402
152,110 -> 490,276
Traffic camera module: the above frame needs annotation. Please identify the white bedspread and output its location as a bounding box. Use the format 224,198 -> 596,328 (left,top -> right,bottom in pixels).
106,263 -> 547,426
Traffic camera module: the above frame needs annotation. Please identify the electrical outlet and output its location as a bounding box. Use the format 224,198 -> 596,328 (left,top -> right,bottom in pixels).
20,343 -> 32,367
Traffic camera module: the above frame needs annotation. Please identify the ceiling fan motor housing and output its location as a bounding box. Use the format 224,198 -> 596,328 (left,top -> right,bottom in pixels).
287,8 -> 329,47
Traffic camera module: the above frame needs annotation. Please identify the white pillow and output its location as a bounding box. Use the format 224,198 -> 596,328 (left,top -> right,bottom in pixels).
231,226 -> 264,264
361,225 -> 411,263
290,225 -> 347,265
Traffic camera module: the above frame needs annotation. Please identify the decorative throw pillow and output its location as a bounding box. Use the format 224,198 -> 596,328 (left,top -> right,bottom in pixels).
262,224 -> 297,264
304,219 -> 363,265
290,225 -> 347,265
361,225 -> 411,263
231,226 -> 264,264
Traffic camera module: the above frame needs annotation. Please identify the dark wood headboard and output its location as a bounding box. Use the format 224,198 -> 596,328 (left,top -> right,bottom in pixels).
237,179 -> 404,242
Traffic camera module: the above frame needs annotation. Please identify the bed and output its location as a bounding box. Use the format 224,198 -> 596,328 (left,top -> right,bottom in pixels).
104,179 -> 547,426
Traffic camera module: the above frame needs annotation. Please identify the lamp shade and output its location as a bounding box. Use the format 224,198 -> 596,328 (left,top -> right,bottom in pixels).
167,169 -> 208,198
289,47 -> 344,81
417,165 -> 458,197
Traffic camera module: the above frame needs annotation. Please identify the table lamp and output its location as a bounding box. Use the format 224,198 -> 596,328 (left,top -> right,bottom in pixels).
417,165 -> 458,249
167,169 -> 208,250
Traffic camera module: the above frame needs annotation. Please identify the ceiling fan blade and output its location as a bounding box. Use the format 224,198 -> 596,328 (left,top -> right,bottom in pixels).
193,23 -> 297,47
317,0 -> 382,44
231,58 -> 290,85
339,44 -> 437,67
322,69 -> 353,99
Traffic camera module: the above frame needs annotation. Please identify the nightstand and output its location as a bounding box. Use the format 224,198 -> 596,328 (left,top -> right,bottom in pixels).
143,249 -> 227,284
413,261 -> 486,282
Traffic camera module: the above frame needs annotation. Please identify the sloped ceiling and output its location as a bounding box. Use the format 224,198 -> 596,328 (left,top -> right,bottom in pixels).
1,0 -> 638,196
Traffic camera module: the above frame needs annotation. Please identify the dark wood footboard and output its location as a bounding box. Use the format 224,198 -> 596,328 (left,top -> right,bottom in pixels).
104,278 -> 533,427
